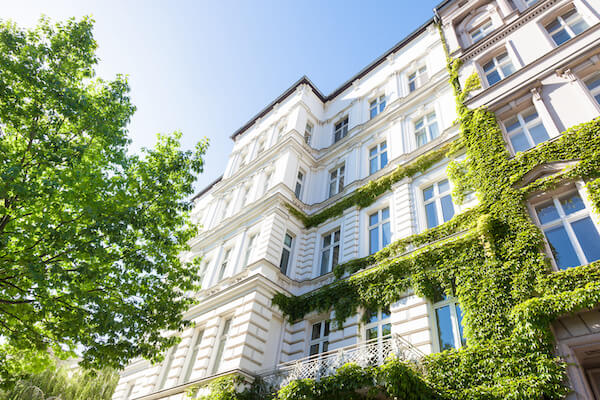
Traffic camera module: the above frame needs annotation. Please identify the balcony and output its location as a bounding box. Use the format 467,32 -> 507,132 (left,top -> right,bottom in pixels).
259,334 -> 424,389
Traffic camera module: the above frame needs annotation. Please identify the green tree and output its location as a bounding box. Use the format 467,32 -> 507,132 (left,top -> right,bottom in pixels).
0,16 -> 208,384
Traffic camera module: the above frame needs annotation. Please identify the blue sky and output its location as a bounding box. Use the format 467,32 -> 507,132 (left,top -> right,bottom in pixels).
5,0 -> 441,192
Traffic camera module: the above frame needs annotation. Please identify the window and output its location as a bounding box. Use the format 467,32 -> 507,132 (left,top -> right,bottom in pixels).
238,150 -> 248,169
469,19 -> 493,44
157,343 -> 178,389
433,297 -> 465,351
369,95 -> 386,119
256,137 -> 266,156
243,234 -> 257,267
534,190 -> 600,269
309,320 -> 330,357
279,233 -> 293,275
369,207 -> 391,254
125,382 -> 135,400
415,112 -> 439,147
240,185 -> 250,207
585,72 -> 600,105
295,170 -> 304,199
217,249 -> 231,281
369,141 -> 388,175
503,107 -> 550,153
182,329 -> 204,383
423,179 -> 455,229
263,171 -> 272,195
320,229 -> 340,275
525,0 -> 539,7
483,52 -> 515,86
328,164 -> 345,198
334,117 -> 349,143
198,259 -> 210,286
545,8 -> 588,46
304,122 -> 313,144
365,306 -> 391,340
408,66 -> 428,92
277,125 -> 286,142
220,198 -> 231,221
211,318 -> 232,374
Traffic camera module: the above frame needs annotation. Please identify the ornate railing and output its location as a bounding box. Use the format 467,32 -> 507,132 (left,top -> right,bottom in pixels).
259,334 -> 424,389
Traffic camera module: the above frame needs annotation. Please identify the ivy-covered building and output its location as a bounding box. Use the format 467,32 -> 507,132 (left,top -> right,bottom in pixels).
113,0 -> 600,398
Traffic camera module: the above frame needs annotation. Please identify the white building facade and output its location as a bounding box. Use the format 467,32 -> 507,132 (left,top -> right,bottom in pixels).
113,0 -> 600,398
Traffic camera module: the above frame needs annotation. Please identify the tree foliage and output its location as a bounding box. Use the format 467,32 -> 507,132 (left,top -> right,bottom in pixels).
0,17 -> 208,383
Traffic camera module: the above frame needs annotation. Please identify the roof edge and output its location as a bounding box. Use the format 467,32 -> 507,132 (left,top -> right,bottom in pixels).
192,175 -> 223,201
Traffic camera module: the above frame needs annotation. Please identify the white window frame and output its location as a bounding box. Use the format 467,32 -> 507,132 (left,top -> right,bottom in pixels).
155,342 -> 178,390
543,6 -> 589,47
124,382 -> 135,400
414,111 -> 439,148
584,71 -> 600,106
469,19 -> 493,44
408,65 -> 428,93
180,327 -> 205,384
421,178 -> 455,230
481,51 -> 515,87
295,169 -> 305,199
256,136 -> 266,157
364,306 -> 392,342
220,197 -> 231,221
319,228 -> 341,276
431,297 -> 465,352
369,94 -> 386,119
279,232 -> 294,276
210,317 -> 233,374
501,106 -> 550,154
243,233 -> 258,267
529,183 -> 600,271
333,116 -> 349,143
198,258 -> 211,287
369,141 -> 388,175
217,248 -> 232,282
328,164 -> 345,198
308,319 -> 330,357
304,121 -> 314,145
368,206 -> 391,255
263,170 -> 273,195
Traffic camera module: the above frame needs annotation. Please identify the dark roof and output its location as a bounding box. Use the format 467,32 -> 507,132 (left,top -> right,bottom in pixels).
192,175 -> 223,201
230,17 -> 435,141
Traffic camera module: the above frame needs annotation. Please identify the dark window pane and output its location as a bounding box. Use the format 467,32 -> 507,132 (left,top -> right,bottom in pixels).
320,251 -> 329,275
370,227 -> 379,254
382,207 -> 390,220
545,225 -> 580,269
280,249 -> 290,275
435,305 -> 455,350
322,341 -> 329,353
382,222 -> 391,248
332,246 -> 339,267
426,202 -> 438,229
370,157 -> 378,174
382,306 -> 391,319
486,71 -> 501,86
285,234 -> 293,247
423,186 -> 435,201
381,151 -> 388,169
323,234 -> 331,248
441,195 -> 455,222
367,309 -> 378,324
529,123 -> 549,145
370,107 -> 377,119
560,193 -> 585,215
312,323 -> 321,340
369,213 -> 378,226
536,202 -> 560,224
571,217 -> 600,264
483,60 -> 495,72
382,323 -> 391,336
552,30 -> 571,46
510,132 -> 530,152
366,327 -> 378,340
334,230 -> 340,242
324,321 -> 330,337
309,344 -> 319,356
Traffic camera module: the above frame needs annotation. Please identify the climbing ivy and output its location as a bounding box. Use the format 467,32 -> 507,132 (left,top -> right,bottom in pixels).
205,22 -> 600,400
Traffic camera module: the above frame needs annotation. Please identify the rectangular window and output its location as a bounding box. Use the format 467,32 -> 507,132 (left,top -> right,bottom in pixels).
221,198 -> 230,221
503,107 -> 550,153
217,249 -> 231,281
408,66 -> 428,93
309,320 -> 330,357
534,190 -> 600,269
334,117 -> 349,143
157,343 -> 178,390
243,234 -> 257,267
263,172 -> 272,195
365,306 -> 391,340
328,164 -> 345,198
279,233 -> 293,275
369,141 -> 388,175
415,112 -> 439,147
369,207 -> 391,255
295,170 -> 304,199
483,52 -> 515,86
183,329 -> 204,383
423,179 -> 455,229
320,229 -> 341,275
211,318 -> 232,374
304,122 -> 313,144
469,19 -> 493,44
240,186 -> 250,207
545,8 -> 589,46
369,95 -> 386,119
585,72 -> 600,105
433,298 -> 465,351
256,136 -> 266,156
198,259 -> 210,285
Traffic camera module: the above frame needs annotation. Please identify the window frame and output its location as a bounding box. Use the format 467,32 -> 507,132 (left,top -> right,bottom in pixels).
543,5 -> 589,47
155,342 -> 178,390
413,111 -> 440,148
295,169 -> 305,199
217,248 -> 232,282
319,228 -> 341,276
408,65 -> 428,93
279,232 -> 294,276
243,233 -> 258,267
333,116 -> 349,143
304,121 -> 314,145
421,178 -> 456,230
364,306 -> 392,342
369,94 -> 387,119
469,18 -> 494,44
210,317 -> 233,375
369,141 -> 388,175
328,164 -> 345,198
480,50 -> 516,87
308,319 -> 331,357
501,105 -> 551,154
368,206 -> 391,255
180,327 -> 205,384
431,297 -> 465,352
528,183 -> 600,271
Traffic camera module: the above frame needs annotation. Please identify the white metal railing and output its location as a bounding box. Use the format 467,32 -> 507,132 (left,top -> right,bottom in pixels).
259,334 -> 424,389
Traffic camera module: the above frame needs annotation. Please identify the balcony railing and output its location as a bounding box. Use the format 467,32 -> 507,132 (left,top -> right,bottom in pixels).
259,334 -> 424,389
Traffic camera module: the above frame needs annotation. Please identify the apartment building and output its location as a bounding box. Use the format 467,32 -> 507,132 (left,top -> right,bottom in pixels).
113,0 -> 600,398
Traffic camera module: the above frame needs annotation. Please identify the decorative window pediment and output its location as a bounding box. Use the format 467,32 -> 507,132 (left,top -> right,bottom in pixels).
513,160 -> 580,189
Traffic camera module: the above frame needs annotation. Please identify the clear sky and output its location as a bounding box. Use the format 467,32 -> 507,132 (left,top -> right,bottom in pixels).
4,0 -> 442,193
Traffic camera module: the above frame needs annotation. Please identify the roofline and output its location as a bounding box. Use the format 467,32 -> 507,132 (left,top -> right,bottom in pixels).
230,17 -> 435,141
192,175 -> 223,201
433,0 -> 455,14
